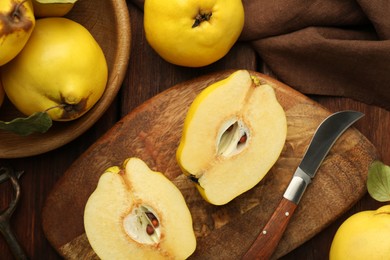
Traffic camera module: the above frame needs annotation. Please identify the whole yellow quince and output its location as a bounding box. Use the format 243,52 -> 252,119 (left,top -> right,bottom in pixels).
329,205 -> 390,260
1,17 -> 108,121
144,0 -> 245,67
0,0 -> 35,66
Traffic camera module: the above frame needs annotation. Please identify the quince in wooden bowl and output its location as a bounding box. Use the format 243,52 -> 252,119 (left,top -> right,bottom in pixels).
0,0 -> 131,158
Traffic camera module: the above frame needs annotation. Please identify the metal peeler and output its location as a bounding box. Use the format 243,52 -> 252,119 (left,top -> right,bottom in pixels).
0,166 -> 28,260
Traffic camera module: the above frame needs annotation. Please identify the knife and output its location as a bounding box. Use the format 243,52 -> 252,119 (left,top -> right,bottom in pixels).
242,110 -> 364,260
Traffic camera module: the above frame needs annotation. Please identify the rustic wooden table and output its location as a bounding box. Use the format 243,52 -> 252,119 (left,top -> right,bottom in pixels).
1,2 -> 388,259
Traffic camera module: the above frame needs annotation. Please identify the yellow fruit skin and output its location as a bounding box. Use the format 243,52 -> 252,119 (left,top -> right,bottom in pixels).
1,17 -> 108,121
32,0 -> 75,17
0,0 -> 35,66
144,0 -> 244,67
330,205 -> 390,260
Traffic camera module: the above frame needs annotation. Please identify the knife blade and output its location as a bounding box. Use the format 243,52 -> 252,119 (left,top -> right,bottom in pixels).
242,110 -> 364,260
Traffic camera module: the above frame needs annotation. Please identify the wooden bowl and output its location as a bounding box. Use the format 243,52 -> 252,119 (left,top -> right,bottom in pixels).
0,0 -> 131,158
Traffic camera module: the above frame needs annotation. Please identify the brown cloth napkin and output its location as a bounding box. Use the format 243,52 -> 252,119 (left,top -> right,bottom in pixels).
131,0 -> 390,110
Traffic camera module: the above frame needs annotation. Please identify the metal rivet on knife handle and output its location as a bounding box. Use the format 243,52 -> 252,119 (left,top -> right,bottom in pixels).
242,198 -> 297,260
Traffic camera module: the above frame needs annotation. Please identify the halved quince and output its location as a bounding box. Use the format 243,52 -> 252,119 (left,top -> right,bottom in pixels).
32,0 -> 77,17
176,70 -> 287,205
84,157 -> 196,259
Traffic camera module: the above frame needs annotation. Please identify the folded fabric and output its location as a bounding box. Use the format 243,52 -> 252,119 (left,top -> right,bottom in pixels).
131,0 -> 390,110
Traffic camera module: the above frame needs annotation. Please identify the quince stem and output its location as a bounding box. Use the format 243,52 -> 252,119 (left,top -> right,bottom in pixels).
12,0 -> 28,20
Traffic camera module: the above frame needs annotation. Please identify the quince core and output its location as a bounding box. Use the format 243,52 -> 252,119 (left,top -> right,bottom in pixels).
176,70 -> 287,205
84,157 -> 196,259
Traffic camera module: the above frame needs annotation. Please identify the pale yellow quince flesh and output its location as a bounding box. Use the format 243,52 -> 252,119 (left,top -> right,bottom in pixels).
177,70 -> 287,205
0,0 -> 35,66
330,205 -> 390,260
144,0 -> 244,67
84,157 -> 196,260
1,17 -> 108,121
32,0 -> 77,17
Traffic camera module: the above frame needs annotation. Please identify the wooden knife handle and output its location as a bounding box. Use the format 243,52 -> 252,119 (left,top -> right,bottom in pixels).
242,198 -> 298,260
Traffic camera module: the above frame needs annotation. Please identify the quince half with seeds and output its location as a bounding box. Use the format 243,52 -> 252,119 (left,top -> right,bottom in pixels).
176,70 -> 287,205
84,157 -> 196,259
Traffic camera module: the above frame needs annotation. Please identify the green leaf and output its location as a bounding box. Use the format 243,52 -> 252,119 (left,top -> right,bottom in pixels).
0,112 -> 53,136
367,161 -> 390,202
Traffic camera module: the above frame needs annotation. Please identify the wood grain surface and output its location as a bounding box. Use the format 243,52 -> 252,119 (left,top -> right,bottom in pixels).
41,70 -> 378,259
1,2 -> 389,260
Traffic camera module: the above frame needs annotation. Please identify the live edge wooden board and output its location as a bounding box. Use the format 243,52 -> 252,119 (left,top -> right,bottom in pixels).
42,70 -> 378,259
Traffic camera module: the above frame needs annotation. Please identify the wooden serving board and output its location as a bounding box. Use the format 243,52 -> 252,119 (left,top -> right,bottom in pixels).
42,70 -> 378,259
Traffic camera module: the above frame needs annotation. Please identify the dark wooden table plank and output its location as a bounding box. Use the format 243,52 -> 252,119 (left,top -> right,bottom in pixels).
0,2 -> 389,259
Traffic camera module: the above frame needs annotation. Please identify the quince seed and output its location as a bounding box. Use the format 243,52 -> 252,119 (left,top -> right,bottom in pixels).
146,224 -> 155,235
146,212 -> 159,228
238,133 -> 247,144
